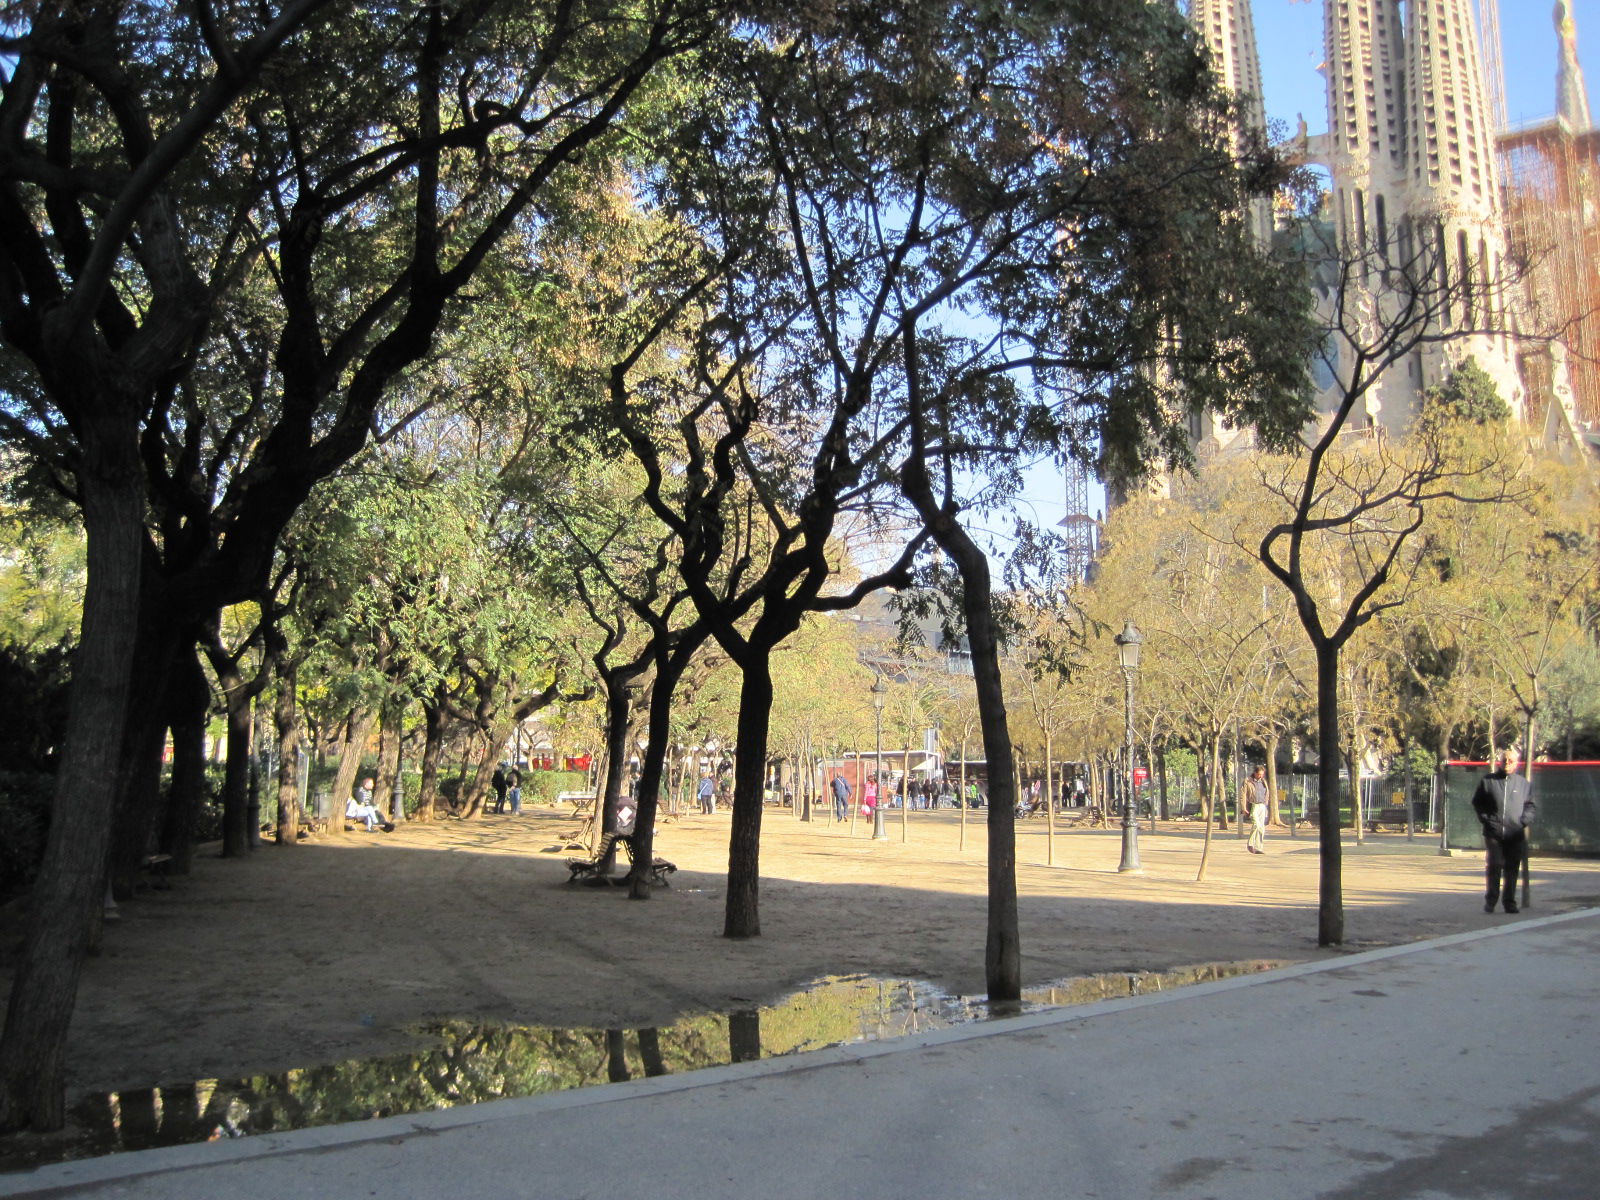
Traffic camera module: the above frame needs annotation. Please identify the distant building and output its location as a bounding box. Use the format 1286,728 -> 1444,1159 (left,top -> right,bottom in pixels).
1194,0 -> 1595,446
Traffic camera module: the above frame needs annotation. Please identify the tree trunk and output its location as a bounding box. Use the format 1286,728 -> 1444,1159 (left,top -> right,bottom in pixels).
1044,729 -> 1055,866
903,497 -> 1020,1000
415,701 -> 446,820
627,658 -> 690,900
329,706 -> 377,834
220,675 -> 254,856
600,683 -> 633,837
377,700 -> 404,825
900,737 -> 912,842
109,686 -> 172,898
664,746 -> 682,818
723,654 -> 775,937
1264,731 -> 1282,825
273,664 -> 301,845
958,736 -> 969,853
1315,641 -> 1345,946
0,437 -> 145,1132
461,717 -> 515,818
160,647 -> 212,873
963,551 -> 1022,1002
248,697 -> 268,845
1196,733 -> 1220,882
639,1028 -> 667,1077
1346,730 -> 1363,845
1156,741 -> 1170,820
212,653 -> 257,857
108,617 -> 183,898
605,1029 -> 630,1082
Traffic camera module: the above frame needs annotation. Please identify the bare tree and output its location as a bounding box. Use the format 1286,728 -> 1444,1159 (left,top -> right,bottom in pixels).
1257,213 -> 1537,945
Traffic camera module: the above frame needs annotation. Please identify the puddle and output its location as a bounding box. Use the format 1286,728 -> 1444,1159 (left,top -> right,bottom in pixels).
0,960 -> 1280,1173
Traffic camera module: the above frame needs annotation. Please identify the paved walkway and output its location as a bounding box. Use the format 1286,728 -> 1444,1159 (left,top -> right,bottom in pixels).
5,909 -> 1598,1199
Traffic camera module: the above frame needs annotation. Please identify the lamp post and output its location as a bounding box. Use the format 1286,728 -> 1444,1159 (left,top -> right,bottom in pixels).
871,677 -> 888,841
1115,620 -> 1143,874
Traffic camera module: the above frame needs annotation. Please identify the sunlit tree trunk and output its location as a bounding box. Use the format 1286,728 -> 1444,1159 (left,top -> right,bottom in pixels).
273,662 -> 301,845
328,707 -> 376,831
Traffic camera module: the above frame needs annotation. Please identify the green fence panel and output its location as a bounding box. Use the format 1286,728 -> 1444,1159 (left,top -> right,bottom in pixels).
1442,762 -> 1600,855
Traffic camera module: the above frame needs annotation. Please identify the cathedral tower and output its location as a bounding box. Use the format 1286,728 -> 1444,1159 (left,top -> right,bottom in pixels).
1319,0 -> 1525,428
1190,0 -> 1273,244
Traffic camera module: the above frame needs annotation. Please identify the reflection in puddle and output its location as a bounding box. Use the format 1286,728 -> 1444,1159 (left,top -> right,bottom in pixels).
1,961 -> 1279,1172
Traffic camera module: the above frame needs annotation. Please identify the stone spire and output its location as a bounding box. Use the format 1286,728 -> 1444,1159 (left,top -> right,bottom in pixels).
1555,0 -> 1593,131
1315,0 -> 1525,429
1323,0 -> 1408,186
1189,0 -> 1272,243
1189,0 -> 1268,135
1403,0 -> 1502,220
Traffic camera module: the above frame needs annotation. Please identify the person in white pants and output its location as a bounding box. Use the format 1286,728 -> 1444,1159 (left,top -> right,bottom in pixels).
1244,766 -> 1269,854
348,778 -> 384,831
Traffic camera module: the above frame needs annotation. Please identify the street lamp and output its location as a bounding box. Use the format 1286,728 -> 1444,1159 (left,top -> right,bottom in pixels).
871,676 -> 888,841
1115,620 -> 1143,874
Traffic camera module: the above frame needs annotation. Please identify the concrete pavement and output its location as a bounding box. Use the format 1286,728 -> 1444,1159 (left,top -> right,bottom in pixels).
4,908 -> 1598,1199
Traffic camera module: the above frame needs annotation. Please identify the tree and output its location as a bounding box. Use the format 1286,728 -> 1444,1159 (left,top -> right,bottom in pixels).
1256,208 -> 1535,946
1421,358 -> 1512,427
1468,469 -> 1598,764
768,616 -> 874,821
0,0 -> 342,1129
0,0 -> 741,1131
1088,485 -> 1284,879
549,0 -> 1315,976
1005,608 -> 1081,867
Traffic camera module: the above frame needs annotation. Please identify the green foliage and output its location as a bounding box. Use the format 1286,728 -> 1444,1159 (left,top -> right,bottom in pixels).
0,517 -> 84,651
518,770 -> 589,805
1420,358 -> 1511,427
1165,746 -> 1199,781
1385,743 -> 1438,789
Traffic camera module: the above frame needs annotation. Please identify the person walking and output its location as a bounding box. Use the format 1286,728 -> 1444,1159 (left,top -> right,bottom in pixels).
1472,748 -> 1536,913
491,762 -> 509,814
697,772 -> 716,815
1243,766 -> 1269,854
830,773 -> 852,822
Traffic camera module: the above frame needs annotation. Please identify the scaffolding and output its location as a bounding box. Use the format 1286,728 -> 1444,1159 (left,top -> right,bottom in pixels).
1058,457 -> 1099,584
1499,120 -> 1600,430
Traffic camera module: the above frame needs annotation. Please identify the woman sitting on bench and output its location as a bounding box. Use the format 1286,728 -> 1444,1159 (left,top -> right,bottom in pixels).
347,778 -> 387,832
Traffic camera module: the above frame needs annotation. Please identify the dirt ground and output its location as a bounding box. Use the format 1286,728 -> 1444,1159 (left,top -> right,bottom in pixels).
14,801 -> 1600,1100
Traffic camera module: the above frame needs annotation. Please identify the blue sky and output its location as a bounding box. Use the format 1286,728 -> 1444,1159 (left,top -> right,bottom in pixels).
1005,0 -> 1598,541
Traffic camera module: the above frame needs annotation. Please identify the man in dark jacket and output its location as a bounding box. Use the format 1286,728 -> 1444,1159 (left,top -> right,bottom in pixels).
830,773 -> 852,822
1471,749 -> 1536,913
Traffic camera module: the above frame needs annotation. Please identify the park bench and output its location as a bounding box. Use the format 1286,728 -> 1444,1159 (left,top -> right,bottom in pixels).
1057,806 -> 1108,828
566,831 -> 677,888
138,853 -> 173,889
1367,806 -> 1411,832
554,792 -> 599,847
